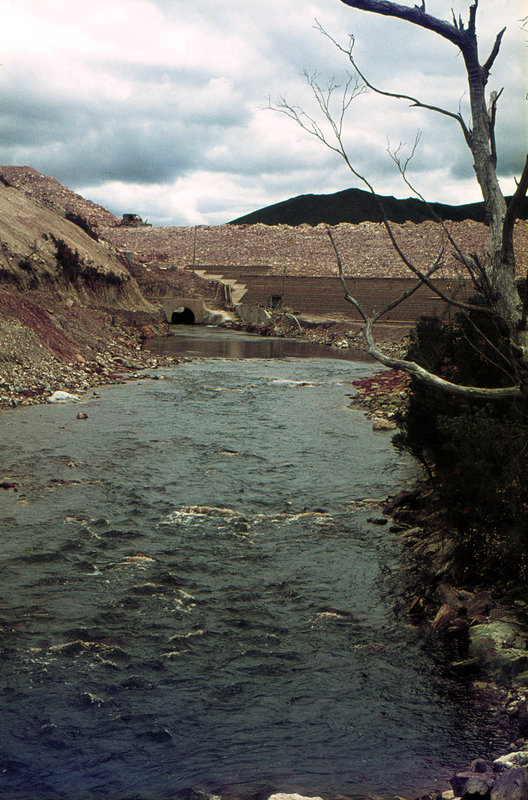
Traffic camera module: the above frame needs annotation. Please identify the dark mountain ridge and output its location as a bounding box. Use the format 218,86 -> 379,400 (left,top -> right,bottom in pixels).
230,186 -> 528,226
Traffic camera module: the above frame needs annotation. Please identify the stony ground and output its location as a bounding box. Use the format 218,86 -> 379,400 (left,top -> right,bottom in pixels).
0,266 -> 411,414
0,288 -> 181,411
103,218 -> 528,280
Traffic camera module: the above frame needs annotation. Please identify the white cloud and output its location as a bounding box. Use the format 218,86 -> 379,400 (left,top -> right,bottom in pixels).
0,0 -> 525,224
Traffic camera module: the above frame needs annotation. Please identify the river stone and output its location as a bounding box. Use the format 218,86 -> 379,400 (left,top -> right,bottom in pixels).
202,309 -> 234,326
490,767 -> 528,800
268,792 -> 322,800
372,416 -> 396,430
450,768 -> 495,797
467,591 -> 492,618
472,759 -> 491,773
494,752 -> 528,771
431,603 -> 458,631
47,390 -> 80,403
514,670 -> 528,688
268,794 -> 324,800
468,621 -> 528,678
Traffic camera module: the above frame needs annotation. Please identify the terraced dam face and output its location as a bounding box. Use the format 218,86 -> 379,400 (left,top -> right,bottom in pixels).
0,334 -> 504,800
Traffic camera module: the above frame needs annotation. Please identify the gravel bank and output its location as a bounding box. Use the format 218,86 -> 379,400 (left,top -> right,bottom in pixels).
0,289 -> 179,411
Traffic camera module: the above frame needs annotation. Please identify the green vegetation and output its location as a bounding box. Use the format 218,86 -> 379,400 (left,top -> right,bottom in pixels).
394,306 -> 528,589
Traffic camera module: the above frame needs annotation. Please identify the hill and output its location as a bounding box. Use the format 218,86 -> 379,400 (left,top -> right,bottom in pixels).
230,186 -> 528,226
0,174 -> 170,410
0,167 -> 235,410
0,165 -> 120,229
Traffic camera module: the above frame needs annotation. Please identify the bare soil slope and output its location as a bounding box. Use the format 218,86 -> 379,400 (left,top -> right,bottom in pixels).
0,165 -> 119,229
0,180 -> 174,410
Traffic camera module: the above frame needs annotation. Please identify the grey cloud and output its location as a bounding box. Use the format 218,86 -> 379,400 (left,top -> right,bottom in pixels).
0,68 -> 252,188
0,113 -> 201,187
1,0 -> 525,226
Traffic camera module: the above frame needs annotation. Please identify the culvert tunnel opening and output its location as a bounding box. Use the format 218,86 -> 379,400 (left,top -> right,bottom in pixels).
171,307 -> 196,325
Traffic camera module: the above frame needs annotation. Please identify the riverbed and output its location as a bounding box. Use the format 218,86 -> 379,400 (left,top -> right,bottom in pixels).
0,330 -> 501,799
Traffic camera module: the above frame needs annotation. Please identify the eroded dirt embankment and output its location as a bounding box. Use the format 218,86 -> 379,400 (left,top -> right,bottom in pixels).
0,289 -> 177,410
0,178 -> 223,409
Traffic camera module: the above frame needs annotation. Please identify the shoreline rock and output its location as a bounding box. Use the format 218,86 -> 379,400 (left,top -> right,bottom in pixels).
339,367 -> 528,798
379,486 -> 528,799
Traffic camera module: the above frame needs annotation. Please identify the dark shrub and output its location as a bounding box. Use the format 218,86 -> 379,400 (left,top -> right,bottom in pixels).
65,212 -> 99,241
50,234 -> 82,279
394,303 -> 528,585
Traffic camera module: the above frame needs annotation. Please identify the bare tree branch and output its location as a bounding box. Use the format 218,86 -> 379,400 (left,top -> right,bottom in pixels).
362,318 -> 521,397
326,226 -> 368,319
503,154 -> 528,275
272,1 -> 527,395
385,138 -> 492,300
371,251 -> 444,323
271,70 -> 484,315
326,223 -> 442,322
488,88 -> 503,167
338,0 -> 468,47
326,226 -> 521,397
315,23 -> 473,146
482,27 -> 507,80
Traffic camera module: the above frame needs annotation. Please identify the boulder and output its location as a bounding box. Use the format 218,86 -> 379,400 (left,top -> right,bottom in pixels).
372,416 -> 397,431
431,603 -> 458,631
269,795 -> 324,800
202,308 -> 236,326
469,621 -> 528,679
47,390 -> 80,403
490,767 -> 528,800
436,585 -> 492,619
473,759 -> 491,773
409,596 -> 426,619
514,671 -> 528,689
437,583 -> 468,610
451,767 -> 495,798
493,752 -> 528,771
467,591 -> 492,618
520,701 -> 528,737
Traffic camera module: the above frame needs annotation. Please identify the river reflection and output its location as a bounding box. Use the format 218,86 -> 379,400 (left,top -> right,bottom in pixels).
144,325 -> 372,361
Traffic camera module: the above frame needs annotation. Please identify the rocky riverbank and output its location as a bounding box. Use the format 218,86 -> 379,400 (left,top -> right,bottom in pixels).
0,289 -> 181,412
343,371 -> 528,800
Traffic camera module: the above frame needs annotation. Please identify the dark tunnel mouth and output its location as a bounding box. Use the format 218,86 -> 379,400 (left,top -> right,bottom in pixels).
171,307 -> 196,325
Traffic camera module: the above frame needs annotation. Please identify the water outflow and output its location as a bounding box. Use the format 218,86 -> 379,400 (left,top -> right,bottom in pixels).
0,351 -> 492,800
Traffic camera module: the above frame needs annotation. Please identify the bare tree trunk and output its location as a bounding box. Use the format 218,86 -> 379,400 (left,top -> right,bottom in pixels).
339,0 -> 527,373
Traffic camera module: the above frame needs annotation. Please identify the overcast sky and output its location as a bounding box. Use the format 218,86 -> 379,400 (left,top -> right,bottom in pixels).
1,0 -> 526,226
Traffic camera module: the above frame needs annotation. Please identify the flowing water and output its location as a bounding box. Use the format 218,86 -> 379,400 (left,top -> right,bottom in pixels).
0,330 -> 499,800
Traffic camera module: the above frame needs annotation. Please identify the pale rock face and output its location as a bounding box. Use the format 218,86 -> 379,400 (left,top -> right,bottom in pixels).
494,751 -> 528,770
372,416 -> 397,430
47,390 -> 81,403
490,767 -> 528,800
268,794 -> 324,800
469,620 -> 528,678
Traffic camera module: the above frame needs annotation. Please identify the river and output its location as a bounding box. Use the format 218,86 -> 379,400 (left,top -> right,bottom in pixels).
0,329 -> 499,800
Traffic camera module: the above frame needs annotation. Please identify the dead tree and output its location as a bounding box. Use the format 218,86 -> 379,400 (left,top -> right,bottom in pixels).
271,0 -> 528,398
